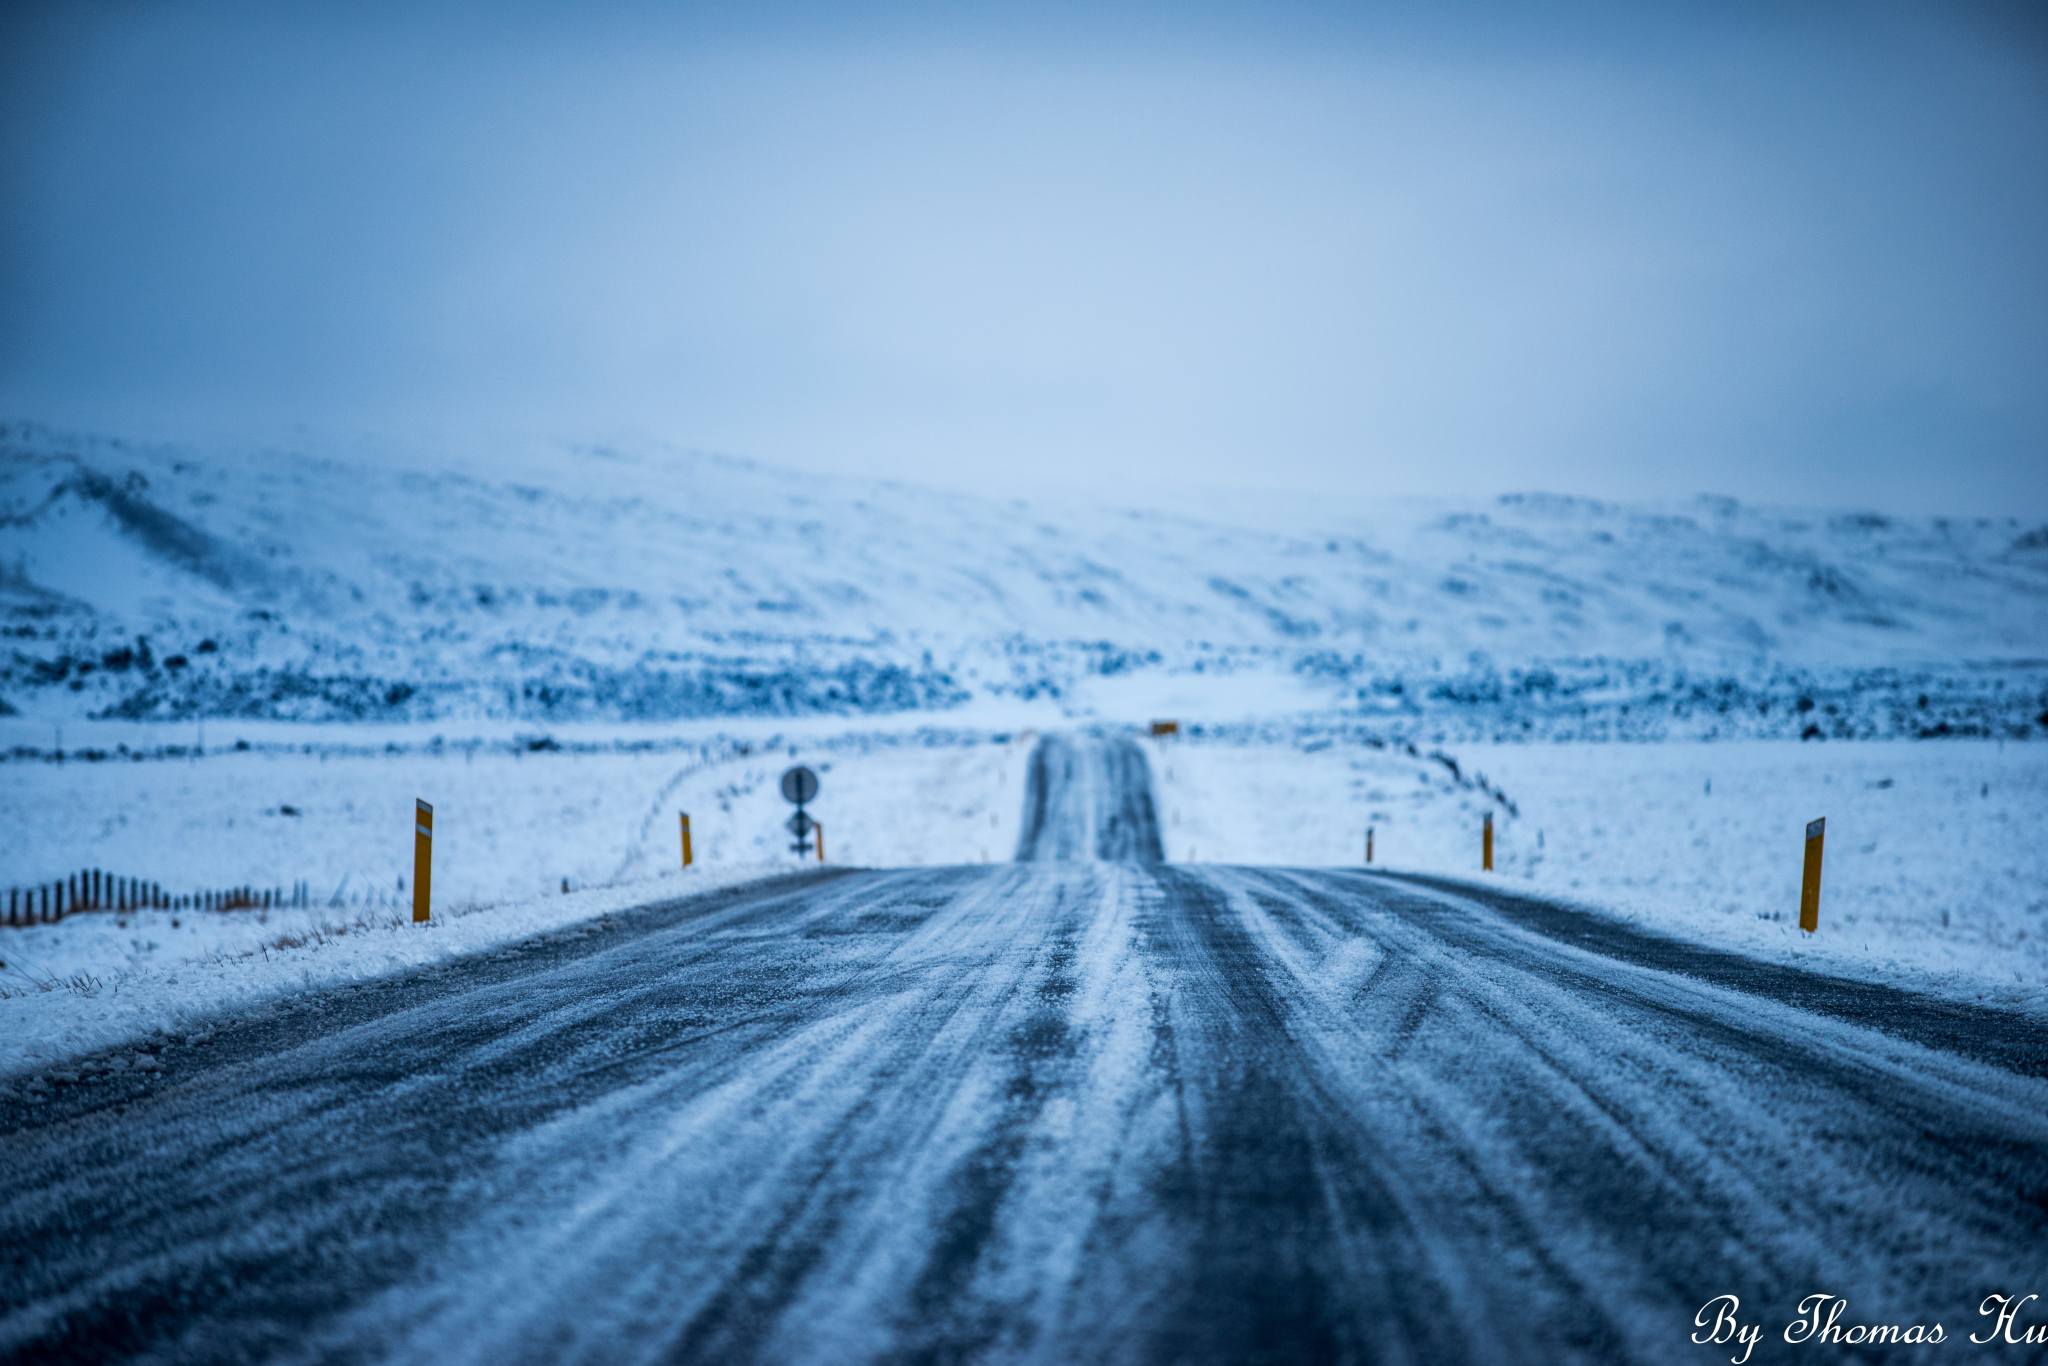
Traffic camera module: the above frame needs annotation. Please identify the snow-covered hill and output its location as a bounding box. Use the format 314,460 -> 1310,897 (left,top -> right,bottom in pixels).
4,421 -> 2044,737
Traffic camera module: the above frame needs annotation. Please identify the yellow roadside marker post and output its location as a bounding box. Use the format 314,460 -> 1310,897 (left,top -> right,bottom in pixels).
1799,817 -> 1825,933
1483,813 -> 1494,872
815,821 -> 826,863
1366,826 -> 1374,864
679,813 -> 694,868
413,799 -> 433,922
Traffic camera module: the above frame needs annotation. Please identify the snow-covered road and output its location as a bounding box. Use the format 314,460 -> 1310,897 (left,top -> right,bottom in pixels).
1015,732 -> 1163,863
5,740 -> 2046,1364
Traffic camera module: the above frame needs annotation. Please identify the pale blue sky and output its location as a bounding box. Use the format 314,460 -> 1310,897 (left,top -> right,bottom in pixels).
3,1 -> 2044,516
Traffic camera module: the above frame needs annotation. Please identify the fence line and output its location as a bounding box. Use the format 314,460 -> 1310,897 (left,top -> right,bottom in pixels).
3,871 -> 311,927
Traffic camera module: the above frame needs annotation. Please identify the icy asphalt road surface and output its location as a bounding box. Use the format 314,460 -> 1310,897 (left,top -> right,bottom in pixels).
1014,733 -> 1163,863
5,742 -> 2048,1365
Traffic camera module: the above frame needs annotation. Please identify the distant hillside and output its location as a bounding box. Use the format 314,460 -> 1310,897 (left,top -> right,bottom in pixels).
3,422 -> 2044,738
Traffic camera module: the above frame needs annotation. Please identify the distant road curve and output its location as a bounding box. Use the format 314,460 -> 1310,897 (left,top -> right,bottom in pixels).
2,738 -> 2044,1364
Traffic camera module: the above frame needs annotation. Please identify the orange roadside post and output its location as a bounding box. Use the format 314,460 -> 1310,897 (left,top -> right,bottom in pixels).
1482,812 -> 1493,872
680,812 -> 693,868
413,799 -> 433,922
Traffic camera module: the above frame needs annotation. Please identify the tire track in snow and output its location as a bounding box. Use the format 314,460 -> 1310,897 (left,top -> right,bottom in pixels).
306,862 -> 1166,1366
1201,868 -> 2048,1356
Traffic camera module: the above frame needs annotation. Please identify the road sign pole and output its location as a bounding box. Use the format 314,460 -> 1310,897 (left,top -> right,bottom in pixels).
781,765 -> 822,860
786,805 -> 816,856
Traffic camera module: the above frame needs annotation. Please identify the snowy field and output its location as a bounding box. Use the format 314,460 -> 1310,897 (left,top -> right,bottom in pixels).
0,719 -> 1041,1073
1158,732 -> 2048,1015
0,718 -> 1038,907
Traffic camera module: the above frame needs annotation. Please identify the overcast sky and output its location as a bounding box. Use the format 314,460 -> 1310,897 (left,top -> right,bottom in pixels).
2,0 -> 2044,516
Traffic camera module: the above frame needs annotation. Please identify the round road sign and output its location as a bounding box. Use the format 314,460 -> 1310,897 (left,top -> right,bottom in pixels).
780,765 -> 820,805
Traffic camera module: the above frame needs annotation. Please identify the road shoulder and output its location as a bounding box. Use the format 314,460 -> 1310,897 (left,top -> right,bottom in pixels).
1376,870 -> 2048,1078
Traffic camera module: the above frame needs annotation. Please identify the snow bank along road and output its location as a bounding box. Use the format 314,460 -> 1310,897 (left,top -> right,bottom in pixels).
5,739 -> 2047,1365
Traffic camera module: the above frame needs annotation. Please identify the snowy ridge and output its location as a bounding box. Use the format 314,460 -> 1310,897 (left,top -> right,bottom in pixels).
3,421 -> 2045,733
